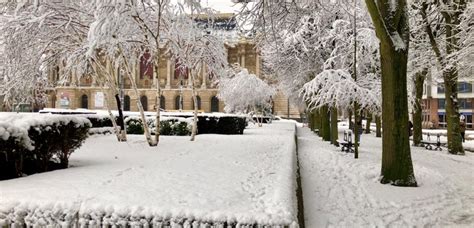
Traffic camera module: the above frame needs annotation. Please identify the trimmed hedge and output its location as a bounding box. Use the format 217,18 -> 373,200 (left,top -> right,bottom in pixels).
196,116 -> 246,134
124,117 -> 192,136
0,115 -> 90,180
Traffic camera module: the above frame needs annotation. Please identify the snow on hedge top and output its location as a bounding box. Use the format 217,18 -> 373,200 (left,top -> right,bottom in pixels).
0,121 -> 298,227
0,112 -> 91,150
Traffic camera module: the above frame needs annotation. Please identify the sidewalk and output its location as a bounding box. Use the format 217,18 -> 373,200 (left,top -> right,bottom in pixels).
297,126 -> 474,227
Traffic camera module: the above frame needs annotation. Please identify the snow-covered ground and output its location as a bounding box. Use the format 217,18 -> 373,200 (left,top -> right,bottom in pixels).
298,125 -> 474,227
0,122 -> 298,227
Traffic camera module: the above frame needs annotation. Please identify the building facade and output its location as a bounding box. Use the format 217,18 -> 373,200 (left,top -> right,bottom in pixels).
44,40 -> 301,118
421,76 -> 473,129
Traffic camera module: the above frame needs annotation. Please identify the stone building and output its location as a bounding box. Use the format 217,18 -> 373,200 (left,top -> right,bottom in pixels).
44,14 -> 301,118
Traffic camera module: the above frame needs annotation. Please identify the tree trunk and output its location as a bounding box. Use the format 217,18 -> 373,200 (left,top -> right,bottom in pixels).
365,0 -> 417,186
115,94 -> 127,140
375,115 -> 382,138
154,61 -> 162,144
348,110 -> 353,131
330,107 -> 339,146
314,108 -> 321,134
118,45 -> 156,146
365,112 -> 372,134
412,70 -> 426,146
321,105 -> 331,141
442,8 -> 464,155
190,71 -> 199,141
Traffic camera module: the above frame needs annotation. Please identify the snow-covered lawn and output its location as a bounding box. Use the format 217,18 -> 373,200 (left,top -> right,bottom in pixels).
299,126 -> 474,227
0,122 -> 298,227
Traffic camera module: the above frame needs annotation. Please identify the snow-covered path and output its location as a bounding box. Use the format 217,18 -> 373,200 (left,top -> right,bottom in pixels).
297,126 -> 474,227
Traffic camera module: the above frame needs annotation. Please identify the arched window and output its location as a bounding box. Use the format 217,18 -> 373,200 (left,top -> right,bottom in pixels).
175,95 -> 183,110
139,52 -> 153,79
140,95 -> 148,111
160,95 -> 166,110
192,96 -> 201,110
124,95 -> 131,111
81,94 -> 88,109
211,96 -> 219,112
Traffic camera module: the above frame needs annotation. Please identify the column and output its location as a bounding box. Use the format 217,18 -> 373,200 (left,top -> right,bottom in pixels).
240,46 -> 246,68
201,65 -> 207,89
166,59 -> 172,89
256,52 -> 261,76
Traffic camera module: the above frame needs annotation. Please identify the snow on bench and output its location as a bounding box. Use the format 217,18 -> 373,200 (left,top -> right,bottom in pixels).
0,121 -> 299,227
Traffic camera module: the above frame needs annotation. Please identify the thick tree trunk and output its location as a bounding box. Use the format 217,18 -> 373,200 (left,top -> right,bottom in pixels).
365,0 -> 417,186
443,70 -> 464,154
375,115 -> 382,138
412,70 -> 426,146
314,109 -> 321,135
378,40 -> 416,186
443,10 -> 464,155
321,105 -> 331,141
330,107 -> 339,146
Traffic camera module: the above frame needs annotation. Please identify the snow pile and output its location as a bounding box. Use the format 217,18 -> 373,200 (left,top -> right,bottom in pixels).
0,113 -> 91,150
0,122 -> 299,227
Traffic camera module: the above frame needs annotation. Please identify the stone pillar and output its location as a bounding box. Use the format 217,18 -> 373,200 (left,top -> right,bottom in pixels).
240,46 -> 246,68
166,59 -> 172,89
201,65 -> 207,89
256,52 -> 260,76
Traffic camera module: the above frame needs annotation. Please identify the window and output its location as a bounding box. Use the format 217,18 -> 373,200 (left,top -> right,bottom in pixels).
459,99 -> 473,109
124,95 -> 130,111
458,82 -> 472,93
438,99 -> 445,109
160,95 -> 166,110
192,96 -> 201,110
139,52 -> 153,79
140,96 -> 148,111
437,82 -> 472,94
175,95 -> 183,110
81,94 -> 88,109
211,96 -> 219,112
174,61 -> 188,79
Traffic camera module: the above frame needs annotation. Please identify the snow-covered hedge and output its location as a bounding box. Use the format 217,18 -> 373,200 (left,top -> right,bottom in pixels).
0,113 -> 91,179
124,116 -> 192,136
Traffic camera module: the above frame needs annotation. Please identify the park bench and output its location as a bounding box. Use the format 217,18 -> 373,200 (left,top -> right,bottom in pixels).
421,133 -> 446,151
340,130 -> 355,153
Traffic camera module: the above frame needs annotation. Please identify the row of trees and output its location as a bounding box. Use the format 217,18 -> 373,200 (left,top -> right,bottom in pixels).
0,0 -> 230,144
236,0 -> 472,186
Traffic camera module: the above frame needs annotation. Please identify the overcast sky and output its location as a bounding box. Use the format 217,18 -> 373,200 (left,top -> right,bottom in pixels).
202,0 -> 241,13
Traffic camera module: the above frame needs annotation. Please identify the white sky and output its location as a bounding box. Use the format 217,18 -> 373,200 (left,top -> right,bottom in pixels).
201,0 -> 242,13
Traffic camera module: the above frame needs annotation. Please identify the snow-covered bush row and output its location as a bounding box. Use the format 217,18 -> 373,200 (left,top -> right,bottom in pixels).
0,113 -> 91,179
88,127 -> 115,135
125,116 -> 192,136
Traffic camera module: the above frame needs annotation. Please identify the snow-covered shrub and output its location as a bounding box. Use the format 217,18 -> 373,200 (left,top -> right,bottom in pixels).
0,113 -> 91,179
172,121 -> 191,136
197,116 -> 246,135
125,117 -> 144,135
159,120 -> 173,135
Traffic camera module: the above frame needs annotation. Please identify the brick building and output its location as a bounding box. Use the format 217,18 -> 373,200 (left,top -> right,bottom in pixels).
421,73 -> 473,129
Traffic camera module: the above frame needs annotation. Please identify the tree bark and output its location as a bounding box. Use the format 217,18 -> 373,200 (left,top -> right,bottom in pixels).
190,70 -> 199,141
115,94 -> 127,139
321,105 -> 331,141
365,112 -> 372,134
419,1 -> 465,155
375,115 -> 382,138
365,0 -> 417,186
330,107 -> 339,146
314,108 -> 321,135
412,70 -> 426,146
442,6 -> 464,155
